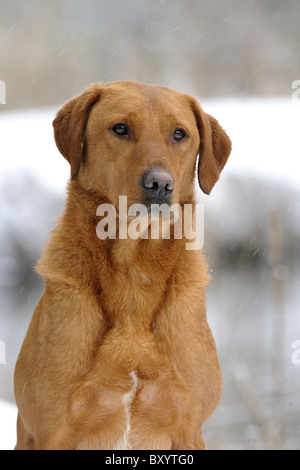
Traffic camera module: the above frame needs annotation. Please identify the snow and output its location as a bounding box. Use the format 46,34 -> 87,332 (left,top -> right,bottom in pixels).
0,107 -> 69,194
0,400 -> 17,450
1,98 -> 299,289
201,98 -> 300,190
0,99 -> 299,194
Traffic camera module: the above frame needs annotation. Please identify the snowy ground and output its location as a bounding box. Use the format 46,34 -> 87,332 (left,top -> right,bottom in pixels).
0,107 -> 69,194
0,400 -> 17,450
202,98 -> 300,190
1,98 -> 300,193
0,98 -> 299,450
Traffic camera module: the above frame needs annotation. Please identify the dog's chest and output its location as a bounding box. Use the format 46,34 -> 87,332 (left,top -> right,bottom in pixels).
73,323 -> 185,450
74,365 -> 187,450
73,252 -> 188,448
100,262 -> 169,324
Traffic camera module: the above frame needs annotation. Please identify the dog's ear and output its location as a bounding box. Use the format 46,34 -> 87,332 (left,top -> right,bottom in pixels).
53,85 -> 102,179
190,99 -> 232,195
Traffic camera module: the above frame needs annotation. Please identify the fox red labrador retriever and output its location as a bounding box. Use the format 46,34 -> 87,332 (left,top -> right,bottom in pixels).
14,80 -> 231,450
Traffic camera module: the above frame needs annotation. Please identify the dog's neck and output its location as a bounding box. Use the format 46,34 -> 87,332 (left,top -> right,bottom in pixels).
36,181 -> 193,329
37,181 -> 188,284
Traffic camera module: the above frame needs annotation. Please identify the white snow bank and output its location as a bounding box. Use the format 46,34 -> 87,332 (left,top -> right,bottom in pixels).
202,98 -> 300,190
0,98 -> 299,286
0,400 -> 17,450
0,107 -> 69,194
0,99 -> 299,193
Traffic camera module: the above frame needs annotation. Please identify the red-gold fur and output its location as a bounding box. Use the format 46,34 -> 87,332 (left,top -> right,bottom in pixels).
14,81 -> 231,450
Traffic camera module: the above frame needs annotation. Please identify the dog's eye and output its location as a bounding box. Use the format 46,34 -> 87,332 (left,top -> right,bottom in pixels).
112,124 -> 129,136
174,129 -> 187,141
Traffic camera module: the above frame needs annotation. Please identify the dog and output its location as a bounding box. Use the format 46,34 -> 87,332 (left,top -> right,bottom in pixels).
14,80 -> 231,450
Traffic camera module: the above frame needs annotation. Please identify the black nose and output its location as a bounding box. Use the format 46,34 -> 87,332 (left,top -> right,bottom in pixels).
141,169 -> 174,200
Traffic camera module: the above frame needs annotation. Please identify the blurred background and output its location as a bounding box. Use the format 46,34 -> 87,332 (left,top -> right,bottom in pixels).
0,0 -> 299,450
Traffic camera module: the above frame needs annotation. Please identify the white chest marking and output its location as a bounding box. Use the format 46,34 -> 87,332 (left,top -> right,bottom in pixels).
114,371 -> 139,450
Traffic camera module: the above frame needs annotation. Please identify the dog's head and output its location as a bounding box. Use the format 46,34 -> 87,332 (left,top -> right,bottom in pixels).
53,81 -> 231,209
